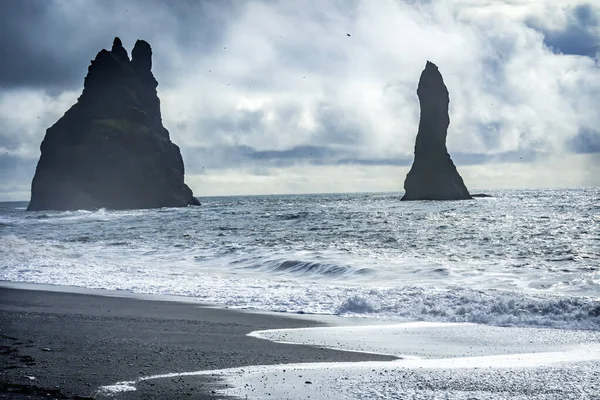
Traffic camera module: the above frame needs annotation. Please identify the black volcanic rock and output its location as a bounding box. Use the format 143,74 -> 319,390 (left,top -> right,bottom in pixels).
401,61 -> 472,201
27,38 -> 200,211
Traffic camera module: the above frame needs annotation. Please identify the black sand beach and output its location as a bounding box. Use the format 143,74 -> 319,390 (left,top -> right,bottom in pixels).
0,286 -> 394,399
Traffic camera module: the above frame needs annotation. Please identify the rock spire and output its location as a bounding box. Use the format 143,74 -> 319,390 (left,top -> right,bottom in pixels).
401,61 -> 472,201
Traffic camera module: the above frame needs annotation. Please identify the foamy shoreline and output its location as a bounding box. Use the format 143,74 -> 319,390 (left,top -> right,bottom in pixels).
2,280 -> 600,399
0,283 -> 392,399
100,319 -> 600,399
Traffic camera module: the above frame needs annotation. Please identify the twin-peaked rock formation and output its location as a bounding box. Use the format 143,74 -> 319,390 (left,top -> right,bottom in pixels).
402,61 -> 472,201
28,38 -> 199,211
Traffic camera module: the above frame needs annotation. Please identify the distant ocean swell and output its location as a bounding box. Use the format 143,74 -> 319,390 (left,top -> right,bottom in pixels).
237,258 -> 372,278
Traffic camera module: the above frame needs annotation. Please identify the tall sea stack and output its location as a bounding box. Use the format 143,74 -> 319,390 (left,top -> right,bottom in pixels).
401,61 -> 471,201
27,38 -> 200,211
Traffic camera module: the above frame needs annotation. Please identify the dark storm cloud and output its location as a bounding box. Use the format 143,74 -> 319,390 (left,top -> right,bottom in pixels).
0,1 -> 81,88
334,150 -> 539,167
181,143 -> 538,173
0,129 -> 24,152
0,154 -> 34,171
527,3 -> 600,57
0,153 -> 36,194
0,0 -> 238,89
568,128 -> 600,154
332,151 -> 537,167
251,145 -> 334,161
454,150 -> 538,165
335,157 -> 412,166
182,144 -> 344,172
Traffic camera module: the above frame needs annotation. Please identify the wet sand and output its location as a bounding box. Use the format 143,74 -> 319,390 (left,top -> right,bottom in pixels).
0,286 -> 394,399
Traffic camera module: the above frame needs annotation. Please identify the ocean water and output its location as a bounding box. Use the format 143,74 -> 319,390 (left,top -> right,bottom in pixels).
1,188 -> 599,331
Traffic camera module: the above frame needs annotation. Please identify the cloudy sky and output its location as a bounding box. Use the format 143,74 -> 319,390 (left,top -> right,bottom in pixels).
1,0 -> 599,200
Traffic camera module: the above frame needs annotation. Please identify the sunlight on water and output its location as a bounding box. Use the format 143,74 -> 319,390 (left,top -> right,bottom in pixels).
1,188 -> 599,330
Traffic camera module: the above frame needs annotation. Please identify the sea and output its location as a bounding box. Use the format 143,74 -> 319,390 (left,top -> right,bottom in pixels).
1,188 -> 599,331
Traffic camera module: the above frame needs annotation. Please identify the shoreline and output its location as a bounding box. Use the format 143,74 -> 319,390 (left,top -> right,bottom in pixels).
0,284 -> 395,399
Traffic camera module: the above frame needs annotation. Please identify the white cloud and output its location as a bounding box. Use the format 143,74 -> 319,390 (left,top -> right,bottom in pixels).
156,0 -> 600,157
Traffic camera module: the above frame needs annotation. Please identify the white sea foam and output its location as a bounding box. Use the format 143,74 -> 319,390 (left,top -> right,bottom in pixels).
2,229 -> 599,330
217,356 -> 600,399
98,359 -> 600,399
248,322 -> 600,359
97,322 -> 600,399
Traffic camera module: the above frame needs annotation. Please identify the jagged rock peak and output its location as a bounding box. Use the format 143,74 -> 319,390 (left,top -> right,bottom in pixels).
110,37 -> 129,62
131,39 -> 152,73
27,38 -> 199,211
401,61 -> 471,201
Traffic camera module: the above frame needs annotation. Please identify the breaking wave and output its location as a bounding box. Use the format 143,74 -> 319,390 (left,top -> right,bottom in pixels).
2,189 -> 600,332
335,287 -> 600,331
241,258 -> 372,278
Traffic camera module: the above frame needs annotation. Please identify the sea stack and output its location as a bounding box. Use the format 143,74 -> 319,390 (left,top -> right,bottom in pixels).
401,61 -> 472,201
27,38 -> 200,211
